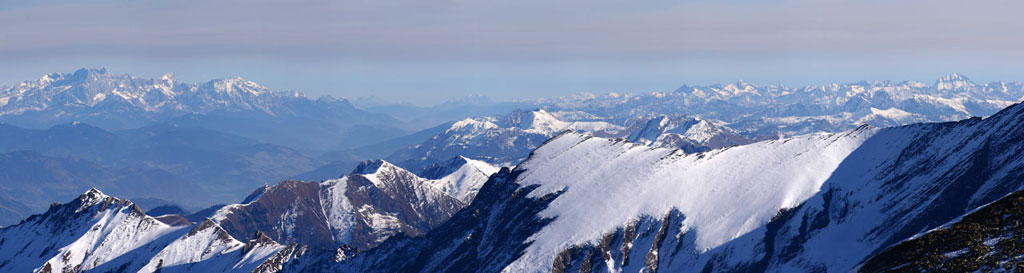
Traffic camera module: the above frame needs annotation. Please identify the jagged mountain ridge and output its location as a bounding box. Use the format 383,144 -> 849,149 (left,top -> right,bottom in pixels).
626,114 -> 754,153
209,157 -> 497,251
386,108 -> 623,170
0,68 -> 311,128
0,68 -> 405,152
0,155 -> 496,272
418,156 -> 501,202
281,100 -> 1024,272
0,189 -> 283,273
534,74 -> 1024,136
354,94 -> 536,132
387,108 -> 751,171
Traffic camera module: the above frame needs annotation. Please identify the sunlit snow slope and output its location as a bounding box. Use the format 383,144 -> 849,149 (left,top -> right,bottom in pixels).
504,127 -> 876,272
317,101 -> 1024,273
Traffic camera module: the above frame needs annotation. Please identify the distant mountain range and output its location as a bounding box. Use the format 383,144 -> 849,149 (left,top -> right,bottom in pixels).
0,68 -> 405,152
535,73 -> 1023,136
6,69 -> 1016,213
368,73 -> 1023,172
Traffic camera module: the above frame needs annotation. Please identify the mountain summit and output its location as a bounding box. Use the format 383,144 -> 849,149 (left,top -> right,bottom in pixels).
935,72 -> 977,90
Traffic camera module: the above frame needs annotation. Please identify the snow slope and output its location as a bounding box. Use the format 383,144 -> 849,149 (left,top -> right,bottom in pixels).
138,221 -> 284,273
766,101 -> 1024,272
504,127 -> 875,272
0,189 -> 181,272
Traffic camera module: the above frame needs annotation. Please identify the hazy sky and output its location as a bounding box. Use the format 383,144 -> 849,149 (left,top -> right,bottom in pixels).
2,0 -> 1024,105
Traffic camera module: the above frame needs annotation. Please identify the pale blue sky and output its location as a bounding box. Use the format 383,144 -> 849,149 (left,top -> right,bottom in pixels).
2,0 -> 1023,105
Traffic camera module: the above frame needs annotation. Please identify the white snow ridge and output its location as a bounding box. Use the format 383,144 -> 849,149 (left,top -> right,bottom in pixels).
505,128 -> 877,272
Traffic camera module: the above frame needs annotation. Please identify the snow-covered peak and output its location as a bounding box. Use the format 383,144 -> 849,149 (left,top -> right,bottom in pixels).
0,68 -> 357,127
72,67 -> 109,77
420,156 -> 473,179
138,219 -> 243,271
73,187 -> 114,212
37,73 -> 59,85
626,115 -> 745,150
350,159 -> 401,176
79,187 -> 108,202
357,159 -> 443,197
460,156 -> 500,176
497,108 -> 624,135
501,109 -> 570,134
448,118 -> 499,132
0,187 -> 188,273
207,157 -> 474,251
526,109 -> 569,133
935,73 -> 976,90
394,108 -> 627,171
627,115 -> 672,143
717,80 -> 760,96
855,107 -> 924,125
420,156 -> 500,202
680,119 -> 723,143
160,72 -> 175,84
207,77 -> 267,96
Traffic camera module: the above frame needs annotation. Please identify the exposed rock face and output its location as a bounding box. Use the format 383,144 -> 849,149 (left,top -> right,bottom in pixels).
860,190 -> 1024,272
211,158 -> 496,251
280,167 -> 561,272
0,154 -> 499,272
213,181 -> 335,248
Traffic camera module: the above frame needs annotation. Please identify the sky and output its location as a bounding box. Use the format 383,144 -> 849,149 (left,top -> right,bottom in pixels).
2,0 -> 1024,105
